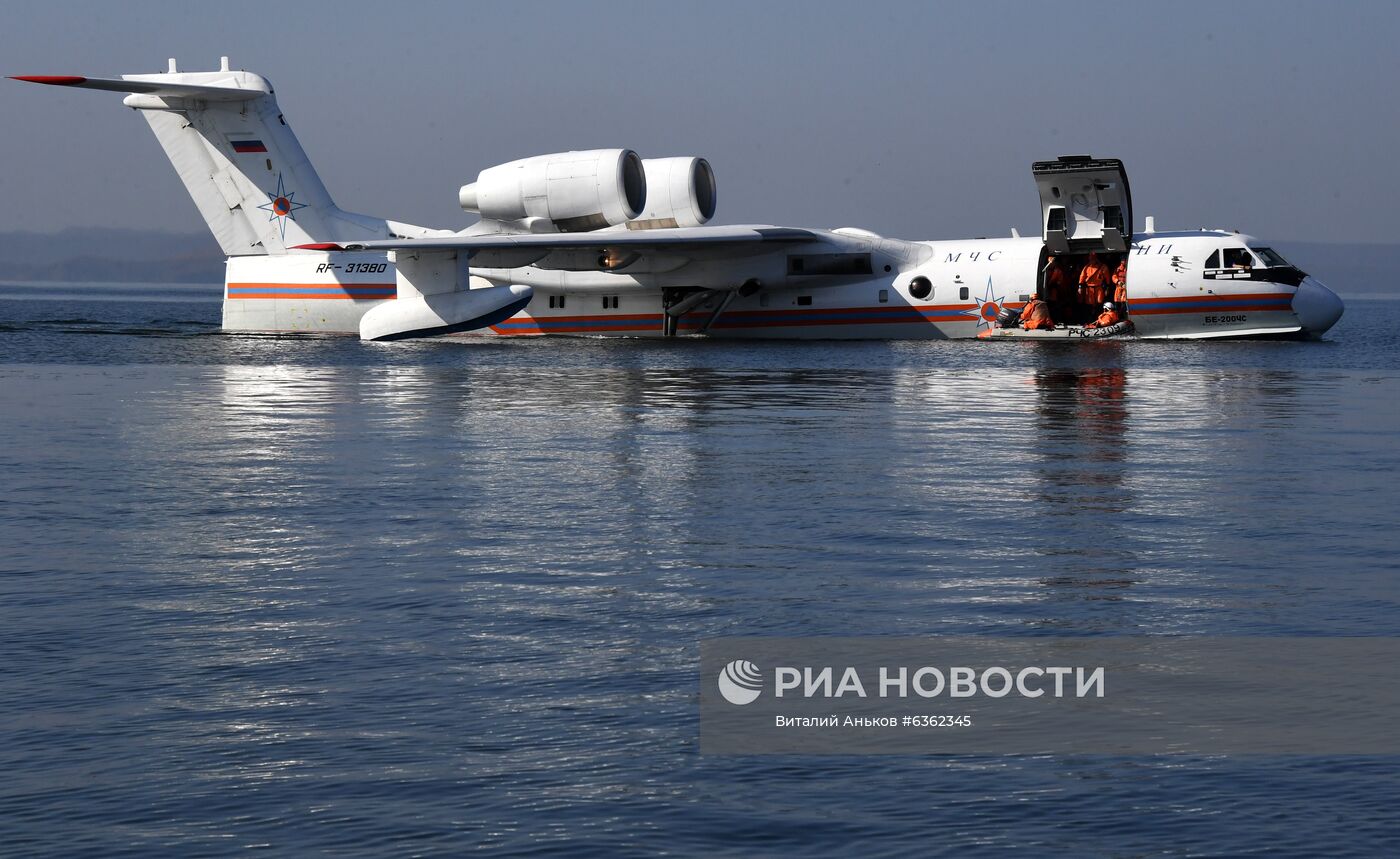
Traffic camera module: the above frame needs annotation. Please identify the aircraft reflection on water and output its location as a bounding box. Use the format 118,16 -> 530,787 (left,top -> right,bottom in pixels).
166,359 -> 1310,617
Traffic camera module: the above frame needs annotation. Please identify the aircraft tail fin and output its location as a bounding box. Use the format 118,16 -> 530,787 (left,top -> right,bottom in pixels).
11,58 -> 397,256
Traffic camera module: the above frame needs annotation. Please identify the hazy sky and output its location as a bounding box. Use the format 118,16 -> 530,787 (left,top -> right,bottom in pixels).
3,0 -> 1398,244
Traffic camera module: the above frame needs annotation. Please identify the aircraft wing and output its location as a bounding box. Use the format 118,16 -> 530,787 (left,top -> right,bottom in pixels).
296,225 -> 827,269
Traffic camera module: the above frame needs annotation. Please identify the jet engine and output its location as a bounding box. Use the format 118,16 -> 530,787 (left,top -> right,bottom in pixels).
458,149 -> 646,231
627,157 -> 717,228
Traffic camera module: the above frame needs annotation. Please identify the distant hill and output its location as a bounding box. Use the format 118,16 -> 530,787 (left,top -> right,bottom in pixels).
0,228 -> 222,284
0,229 -> 1394,296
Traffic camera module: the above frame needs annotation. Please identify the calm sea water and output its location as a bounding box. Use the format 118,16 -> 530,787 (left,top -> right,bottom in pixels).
2,282 -> 1398,857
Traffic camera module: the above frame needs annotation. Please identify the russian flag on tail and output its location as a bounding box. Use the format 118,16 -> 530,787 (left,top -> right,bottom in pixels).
231,139 -> 267,153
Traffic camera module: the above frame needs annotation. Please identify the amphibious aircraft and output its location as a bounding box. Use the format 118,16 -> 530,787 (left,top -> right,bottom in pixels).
11,58 -> 1344,341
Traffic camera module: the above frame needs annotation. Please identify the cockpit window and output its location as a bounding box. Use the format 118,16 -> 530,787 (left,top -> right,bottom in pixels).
1252,247 -> 1290,267
1223,248 -> 1254,269
1205,250 -> 1221,268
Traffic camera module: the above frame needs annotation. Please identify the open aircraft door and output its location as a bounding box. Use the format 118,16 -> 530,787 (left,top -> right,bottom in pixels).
1033,156 -> 1133,255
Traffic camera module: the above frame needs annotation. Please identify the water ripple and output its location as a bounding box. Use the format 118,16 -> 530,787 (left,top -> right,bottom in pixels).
2,292 -> 1399,854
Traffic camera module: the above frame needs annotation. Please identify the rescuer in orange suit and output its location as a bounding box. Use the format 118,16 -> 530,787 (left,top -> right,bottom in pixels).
1111,257 -> 1128,304
1019,294 -> 1055,330
1044,255 -> 1074,320
1079,252 -> 1111,312
1084,301 -> 1123,329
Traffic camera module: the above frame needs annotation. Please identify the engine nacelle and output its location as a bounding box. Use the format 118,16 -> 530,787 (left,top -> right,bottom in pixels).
459,149 -> 646,231
629,157 -> 717,228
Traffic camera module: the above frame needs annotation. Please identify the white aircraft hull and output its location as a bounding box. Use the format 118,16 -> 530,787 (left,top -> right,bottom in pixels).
220,285 -> 1311,341
220,242 -> 1327,341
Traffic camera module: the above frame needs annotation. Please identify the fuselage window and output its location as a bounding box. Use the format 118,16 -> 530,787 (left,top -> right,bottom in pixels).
787,253 -> 873,276
601,295 -> 619,309
908,276 -> 933,300
797,295 -> 813,306
878,289 -> 889,303
959,286 -> 969,301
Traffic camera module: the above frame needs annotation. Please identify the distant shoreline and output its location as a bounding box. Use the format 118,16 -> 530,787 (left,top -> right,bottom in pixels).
0,280 -> 219,289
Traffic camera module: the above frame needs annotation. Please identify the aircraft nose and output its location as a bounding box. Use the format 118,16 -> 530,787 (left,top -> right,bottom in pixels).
1292,277 -> 1344,337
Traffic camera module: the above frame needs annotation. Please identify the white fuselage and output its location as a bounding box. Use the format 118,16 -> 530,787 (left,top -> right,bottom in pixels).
222,229 -> 1339,340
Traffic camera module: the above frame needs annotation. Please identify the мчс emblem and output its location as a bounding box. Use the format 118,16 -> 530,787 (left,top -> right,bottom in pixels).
960,277 -> 1005,329
257,172 -> 307,241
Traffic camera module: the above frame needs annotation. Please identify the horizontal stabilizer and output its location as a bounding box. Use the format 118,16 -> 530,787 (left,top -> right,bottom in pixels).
9,74 -> 263,101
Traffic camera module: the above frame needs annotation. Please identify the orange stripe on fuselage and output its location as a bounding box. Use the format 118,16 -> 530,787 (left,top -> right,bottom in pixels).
229,294 -> 397,300
226,281 -> 396,300
1130,304 -> 1291,316
227,282 -> 398,289
1130,292 -> 1290,304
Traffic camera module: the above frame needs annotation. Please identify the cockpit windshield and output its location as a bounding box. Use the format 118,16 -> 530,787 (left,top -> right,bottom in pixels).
1222,248 -> 1254,268
1251,247 -> 1290,268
